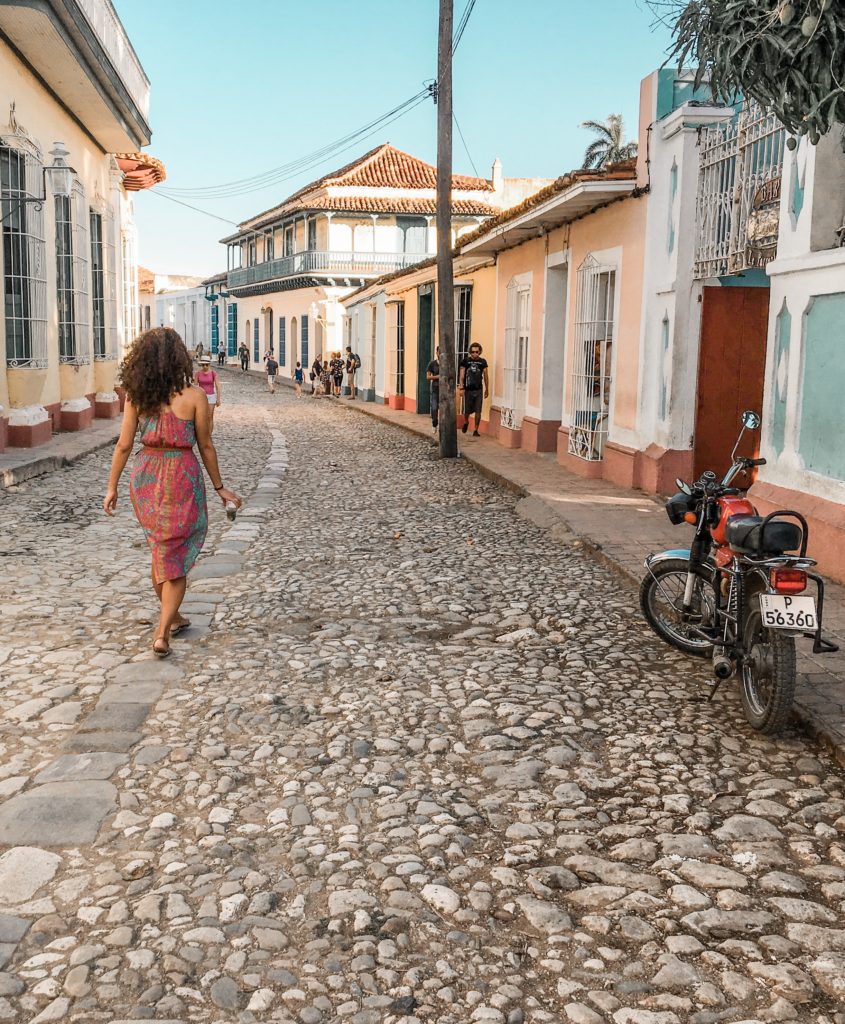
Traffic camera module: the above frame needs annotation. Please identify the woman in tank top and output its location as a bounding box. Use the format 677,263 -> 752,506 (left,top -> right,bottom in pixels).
195,356 -> 221,432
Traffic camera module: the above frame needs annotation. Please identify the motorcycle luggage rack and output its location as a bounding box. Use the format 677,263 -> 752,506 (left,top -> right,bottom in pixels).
750,512 -> 838,655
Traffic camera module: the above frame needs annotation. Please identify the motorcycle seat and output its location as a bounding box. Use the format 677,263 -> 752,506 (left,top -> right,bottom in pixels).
725,515 -> 802,555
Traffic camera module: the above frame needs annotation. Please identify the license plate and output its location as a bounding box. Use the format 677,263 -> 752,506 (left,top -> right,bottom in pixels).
760,594 -> 817,631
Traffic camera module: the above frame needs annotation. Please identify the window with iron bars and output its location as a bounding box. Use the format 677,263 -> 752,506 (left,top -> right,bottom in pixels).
90,205 -> 117,360
279,316 -> 286,366
55,181 -> 90,364
1,138 -> 48,367
121,230 -> 138,351
392,301 -> 405,395
455,284 -> 472,371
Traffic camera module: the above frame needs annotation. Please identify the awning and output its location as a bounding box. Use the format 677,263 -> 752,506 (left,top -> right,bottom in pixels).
459,180 -> 637,256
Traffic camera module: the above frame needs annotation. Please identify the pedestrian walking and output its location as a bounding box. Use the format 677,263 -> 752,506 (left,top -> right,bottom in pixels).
293,361 -> 305,397
320,360 -> 333,397
266,353 -> 279,394
238,342 -> 249,372
310,355 -> 322,395
427,347 -> 441,432
195,342 -> 204,362
103,327 -> 242,659
458,342 -> 489,437
217,343 -> 225,367
196,356 -> 221,433
331,352 -> 344,397
345,345 -> 360,400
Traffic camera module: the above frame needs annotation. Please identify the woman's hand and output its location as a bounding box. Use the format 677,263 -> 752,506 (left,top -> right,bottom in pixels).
103,488 -> 118,516
218,487 -> 242,508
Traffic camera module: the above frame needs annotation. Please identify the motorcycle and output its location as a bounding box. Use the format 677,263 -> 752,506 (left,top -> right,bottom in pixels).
640,410 -> 838,734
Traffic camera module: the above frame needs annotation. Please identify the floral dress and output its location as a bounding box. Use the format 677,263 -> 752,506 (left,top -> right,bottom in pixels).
129,410 -> 208,583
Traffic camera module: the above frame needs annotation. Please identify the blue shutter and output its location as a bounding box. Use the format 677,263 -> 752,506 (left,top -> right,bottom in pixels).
301,314 -> 309,368
253,318 -> 259,362
279,316 -> 286,366
211,305 -> 219,353
227,303 -> 238,356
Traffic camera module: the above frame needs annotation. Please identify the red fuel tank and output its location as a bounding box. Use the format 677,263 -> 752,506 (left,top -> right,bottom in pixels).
711,495 -> 757,547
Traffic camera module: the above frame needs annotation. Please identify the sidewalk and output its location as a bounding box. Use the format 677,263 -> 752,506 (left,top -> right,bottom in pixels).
0,417 -> 121,488
343,398 -> 845,768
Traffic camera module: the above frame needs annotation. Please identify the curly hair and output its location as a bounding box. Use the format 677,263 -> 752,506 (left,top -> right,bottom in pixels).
119,328 -> 194,416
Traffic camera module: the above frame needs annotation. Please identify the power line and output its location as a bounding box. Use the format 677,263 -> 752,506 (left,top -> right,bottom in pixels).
453,0 -> 477,53
146,188 -> 238,226
160,89 -> 430,200
453,109 -> 481,177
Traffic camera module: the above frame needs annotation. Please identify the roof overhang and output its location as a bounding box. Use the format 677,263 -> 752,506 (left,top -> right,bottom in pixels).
460,179 -> 636,256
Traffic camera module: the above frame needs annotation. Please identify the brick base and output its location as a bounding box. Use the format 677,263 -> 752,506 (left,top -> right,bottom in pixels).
45,402 -> 61,432
388,395 -> 405,410
521,417 -> 560,453
8,418 -> 52,448
95,397 -> 120,419
497,424 -> 523,449
115,387 -> 127,412
61,405 -> 95,432
0,416 -> 7,453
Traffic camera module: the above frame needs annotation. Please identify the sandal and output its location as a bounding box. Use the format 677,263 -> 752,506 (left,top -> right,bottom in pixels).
170,619 -> 191,637
153,636 -> 171,658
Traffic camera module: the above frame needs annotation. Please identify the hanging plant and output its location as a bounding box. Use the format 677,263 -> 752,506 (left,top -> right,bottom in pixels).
649,0 -> 845,147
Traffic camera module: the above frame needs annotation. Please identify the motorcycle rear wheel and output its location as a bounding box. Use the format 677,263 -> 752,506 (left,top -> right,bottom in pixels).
739,599 -> 796,734
639,557 -> 716,657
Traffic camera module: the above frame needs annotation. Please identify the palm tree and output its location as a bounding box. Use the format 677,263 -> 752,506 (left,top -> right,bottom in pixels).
579,114 -> 638,170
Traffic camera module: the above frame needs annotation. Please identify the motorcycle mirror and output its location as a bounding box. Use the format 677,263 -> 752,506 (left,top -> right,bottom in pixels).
676,478 -> 692,495
741,410 -> 761,430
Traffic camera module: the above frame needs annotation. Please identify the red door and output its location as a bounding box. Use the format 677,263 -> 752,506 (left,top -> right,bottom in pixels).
694,287 -> 769,480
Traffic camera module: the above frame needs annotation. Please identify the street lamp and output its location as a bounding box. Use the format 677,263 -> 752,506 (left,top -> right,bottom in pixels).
0,141 -> 76,224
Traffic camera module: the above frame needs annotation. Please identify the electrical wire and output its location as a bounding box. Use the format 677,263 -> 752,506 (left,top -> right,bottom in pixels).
159,89 -> 429,200
452,0 -> 477,53
146,189 -> 239,226
453,110 -> 481,178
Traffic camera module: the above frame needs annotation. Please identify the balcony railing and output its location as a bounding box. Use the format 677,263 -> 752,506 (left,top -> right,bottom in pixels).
76,0 -> 151,119
228,250 -> 431,289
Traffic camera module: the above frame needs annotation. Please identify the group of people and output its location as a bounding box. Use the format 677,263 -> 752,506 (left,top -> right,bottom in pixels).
309,348 -> 360,399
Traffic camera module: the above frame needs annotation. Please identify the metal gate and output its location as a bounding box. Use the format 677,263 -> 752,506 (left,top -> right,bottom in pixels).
568,255 -> 615,461
695,99 -> 786,279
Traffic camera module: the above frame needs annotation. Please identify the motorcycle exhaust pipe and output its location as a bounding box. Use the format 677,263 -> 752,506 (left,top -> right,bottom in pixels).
712,653 -> 734,680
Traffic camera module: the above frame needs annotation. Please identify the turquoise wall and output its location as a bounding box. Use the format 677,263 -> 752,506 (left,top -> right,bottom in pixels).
772,302 -> 791,457
800,293 -> 845,478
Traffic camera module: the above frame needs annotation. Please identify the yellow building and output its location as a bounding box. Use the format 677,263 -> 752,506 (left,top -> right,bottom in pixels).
219,145 -> 545,385
0,0 -> 161,449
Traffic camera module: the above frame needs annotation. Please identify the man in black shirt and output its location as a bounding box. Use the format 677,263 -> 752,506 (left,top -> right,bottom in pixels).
458,342 -> 489,436
426,347 -> 441,431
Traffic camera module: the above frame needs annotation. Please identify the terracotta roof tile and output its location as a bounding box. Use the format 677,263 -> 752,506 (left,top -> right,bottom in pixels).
303,195 -> 496,215
239,143 -> 493,231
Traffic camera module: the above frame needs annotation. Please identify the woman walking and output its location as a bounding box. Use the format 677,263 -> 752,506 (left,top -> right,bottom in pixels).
196,355 -> 221,431
103,327 -> 242,658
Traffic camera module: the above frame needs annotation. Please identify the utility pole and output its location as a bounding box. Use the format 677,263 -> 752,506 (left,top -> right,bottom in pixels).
436,0 -> 457,458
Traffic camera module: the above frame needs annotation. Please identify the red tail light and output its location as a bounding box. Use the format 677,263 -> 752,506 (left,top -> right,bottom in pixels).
770,568 -> 807,594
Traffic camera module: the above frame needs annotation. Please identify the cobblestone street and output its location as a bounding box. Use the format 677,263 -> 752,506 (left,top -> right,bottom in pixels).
1,373 -> 845,1024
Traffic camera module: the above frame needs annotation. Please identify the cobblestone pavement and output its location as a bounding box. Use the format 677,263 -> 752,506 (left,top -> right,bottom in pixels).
1,374 -> 844,1024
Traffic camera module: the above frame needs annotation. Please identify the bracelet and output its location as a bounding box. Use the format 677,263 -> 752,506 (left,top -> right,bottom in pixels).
214,483 -> 224,491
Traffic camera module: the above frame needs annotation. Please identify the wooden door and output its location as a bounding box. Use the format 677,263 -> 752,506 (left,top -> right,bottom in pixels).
694,286 -> 769,479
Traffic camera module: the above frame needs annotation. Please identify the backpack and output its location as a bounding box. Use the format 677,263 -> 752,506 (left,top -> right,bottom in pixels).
353,353 -> 362,370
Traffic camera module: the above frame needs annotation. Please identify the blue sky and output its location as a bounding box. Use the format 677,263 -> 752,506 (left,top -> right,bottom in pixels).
115,0 -> 674,276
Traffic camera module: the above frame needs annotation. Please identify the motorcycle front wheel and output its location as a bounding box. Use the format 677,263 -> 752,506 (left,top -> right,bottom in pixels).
639,557 -> 716,658
739,598 -> 796,734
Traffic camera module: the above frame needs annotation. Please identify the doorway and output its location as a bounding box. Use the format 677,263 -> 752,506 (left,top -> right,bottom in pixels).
693,286 -> 769,479
416,286 -> 434,415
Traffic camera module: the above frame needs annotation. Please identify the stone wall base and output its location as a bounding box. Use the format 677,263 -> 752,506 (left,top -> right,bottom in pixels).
8,419 -> 52,448
0,416 -> 8,453
45,402 -> 61,432
61,405 -> 95,432
388,395 -> 405,410
95,397 -> 120,419
521,417 -> 561,453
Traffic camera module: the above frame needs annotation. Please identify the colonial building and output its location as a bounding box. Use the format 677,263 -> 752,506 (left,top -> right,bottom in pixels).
219,144 -> 547,385
138,268 -> 208,351
0,0 -> 162,449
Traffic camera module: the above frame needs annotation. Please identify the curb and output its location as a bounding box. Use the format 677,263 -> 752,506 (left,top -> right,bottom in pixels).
1,426 -> 120,489
343,398 -> 845,769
